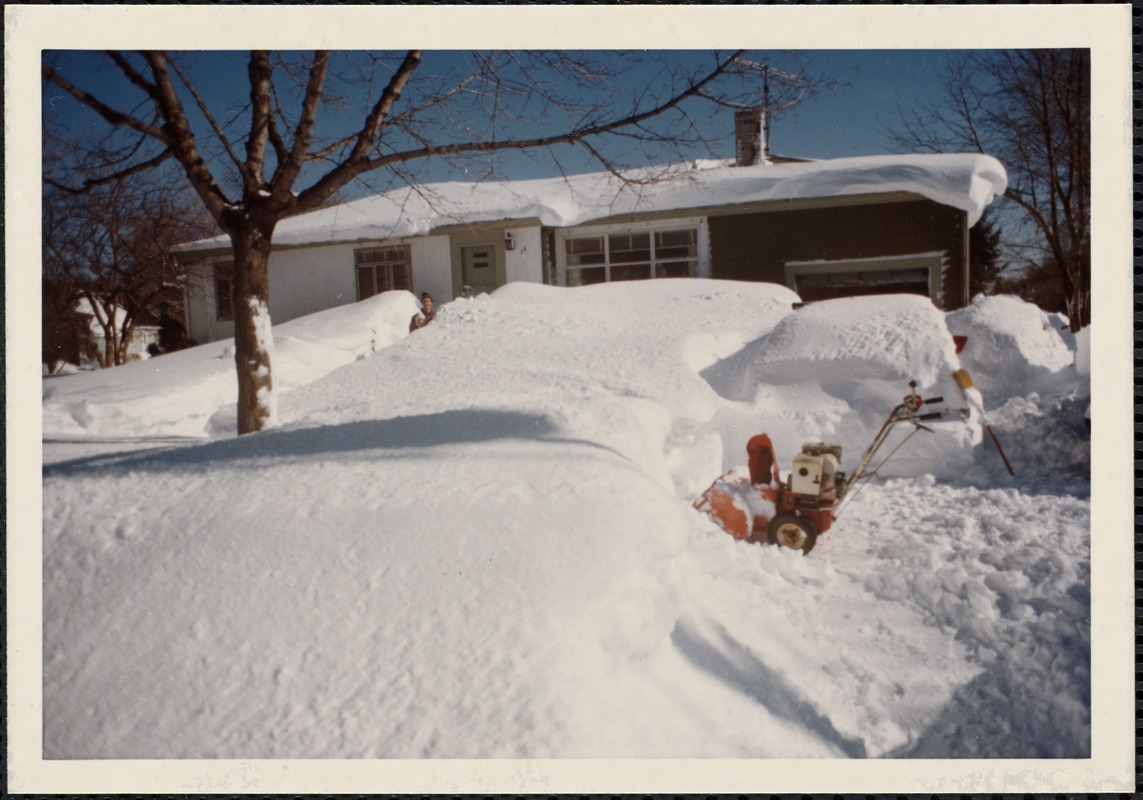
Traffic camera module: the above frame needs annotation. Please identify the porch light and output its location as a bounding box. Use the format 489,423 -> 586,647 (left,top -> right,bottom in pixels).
504,231 -> 515,251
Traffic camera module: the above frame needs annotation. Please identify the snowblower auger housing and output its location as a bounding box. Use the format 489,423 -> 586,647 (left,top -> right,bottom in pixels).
694,382 -> 943,554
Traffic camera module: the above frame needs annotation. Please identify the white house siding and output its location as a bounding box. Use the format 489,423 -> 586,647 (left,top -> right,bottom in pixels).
269,244 -> 359,324
267,236 -> 454,322
502,225 -> 545,286
183,235 -> 459,344
408,235 -> 453,303
184,263 -> 233,345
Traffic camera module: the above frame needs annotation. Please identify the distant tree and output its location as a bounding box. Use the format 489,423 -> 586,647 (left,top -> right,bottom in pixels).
41,50 -> 831,433
968,207 -> 1004,298
42,166 -> 209,368
890,49 -> 1089,331
42,272 -> 89,372
995,260 -> 1068,316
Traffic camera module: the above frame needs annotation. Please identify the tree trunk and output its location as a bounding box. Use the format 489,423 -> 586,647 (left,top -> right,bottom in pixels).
230,224 -> 277,434
115,326 -> 135,366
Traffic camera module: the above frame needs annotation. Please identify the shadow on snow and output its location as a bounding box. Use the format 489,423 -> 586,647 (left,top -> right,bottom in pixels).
671,616 -> 869,758
43,409 -> 623,478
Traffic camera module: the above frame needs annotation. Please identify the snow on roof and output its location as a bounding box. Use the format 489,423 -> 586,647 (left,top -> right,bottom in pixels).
175,153 -> 1007,253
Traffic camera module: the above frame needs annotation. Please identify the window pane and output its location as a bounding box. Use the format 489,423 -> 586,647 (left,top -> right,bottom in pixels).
609,232 -> 650,264
611,249 -> 651,264
357,266 -> 376,299
656,261 -> 693,279
656,244 -> 697,260
611,264 -> 652,282
567,236 -> 603,255
567,266 -> 607,286
216,278 -> 234,320
566,236 -> 604,267
655,230 -> 697,262
392,263 -> 412,291
655,229 -> 696,248
570,250 -> 606,267
376,267 -> 392,293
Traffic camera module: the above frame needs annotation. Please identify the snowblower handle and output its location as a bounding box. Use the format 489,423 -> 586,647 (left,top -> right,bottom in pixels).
916,411 -> 943,422
923,396 -> 944,405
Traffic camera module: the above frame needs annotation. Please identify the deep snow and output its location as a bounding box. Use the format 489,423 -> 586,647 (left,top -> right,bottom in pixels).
41,281 -> 1090,763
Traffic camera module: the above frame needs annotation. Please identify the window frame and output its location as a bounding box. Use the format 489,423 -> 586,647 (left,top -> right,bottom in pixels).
557,219 -> 705,287
355,244 -> 413,300
213,261 -> 235,321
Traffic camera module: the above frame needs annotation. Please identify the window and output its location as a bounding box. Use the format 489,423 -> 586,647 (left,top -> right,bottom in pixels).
356,245 -> 412,299
213,262 -> 234,321
564,227 -> 697,286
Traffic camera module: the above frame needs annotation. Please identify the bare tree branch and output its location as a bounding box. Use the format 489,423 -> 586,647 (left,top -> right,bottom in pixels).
168,55 -> 246,175
887,49 -> 1088,328
45,149 -> 174,194
42,63 -> 167,141
270,51 -> 330,199
139,51 -> 233,222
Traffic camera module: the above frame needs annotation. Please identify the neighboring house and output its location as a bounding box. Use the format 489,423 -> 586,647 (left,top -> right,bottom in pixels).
173,119 -> 1007,344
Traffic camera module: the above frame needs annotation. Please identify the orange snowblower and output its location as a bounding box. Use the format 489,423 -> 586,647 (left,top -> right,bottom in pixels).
694,382 -> 953,554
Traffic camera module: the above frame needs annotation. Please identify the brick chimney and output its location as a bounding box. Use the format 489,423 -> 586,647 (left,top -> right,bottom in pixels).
734,108 -> 763,167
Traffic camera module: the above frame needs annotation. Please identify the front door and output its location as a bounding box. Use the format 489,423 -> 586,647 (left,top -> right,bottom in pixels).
460,244 -> 500,296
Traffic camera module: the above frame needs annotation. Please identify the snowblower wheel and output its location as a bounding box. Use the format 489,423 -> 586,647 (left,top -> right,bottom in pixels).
767,512 -> 818,554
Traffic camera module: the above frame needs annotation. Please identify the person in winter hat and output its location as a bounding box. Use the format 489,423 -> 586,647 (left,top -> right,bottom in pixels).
409,292 -> 437,333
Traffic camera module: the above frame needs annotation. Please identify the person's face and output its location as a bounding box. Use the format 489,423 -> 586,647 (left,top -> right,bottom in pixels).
423,298 -> 433,312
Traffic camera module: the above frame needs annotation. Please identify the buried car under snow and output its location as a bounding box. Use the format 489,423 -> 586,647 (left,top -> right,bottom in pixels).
694,294 -> 997,553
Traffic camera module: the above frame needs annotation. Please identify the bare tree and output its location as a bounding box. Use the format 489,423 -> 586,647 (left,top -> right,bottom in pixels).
43,50 -> 792,433
890,50 -> 1090,331
968,207 -> 1005,299
42,165 -> 211,367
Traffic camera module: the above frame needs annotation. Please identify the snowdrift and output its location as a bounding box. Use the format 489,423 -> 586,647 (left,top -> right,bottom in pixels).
947,294 -> 1076,400
42,290 -> 418,438
701,294 -> 978,480
41,280 -> 1090,761
946,295 -> 1089,484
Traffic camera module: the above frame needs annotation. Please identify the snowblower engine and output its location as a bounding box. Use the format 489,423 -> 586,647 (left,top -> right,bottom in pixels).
790,442 -> 843,502
694,382 -> 948,554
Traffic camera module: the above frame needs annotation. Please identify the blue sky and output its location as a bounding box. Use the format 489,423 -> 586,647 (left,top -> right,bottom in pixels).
43,49 -> 974,200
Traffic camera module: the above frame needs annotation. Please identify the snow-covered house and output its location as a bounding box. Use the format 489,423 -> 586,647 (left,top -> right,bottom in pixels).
74,298 -> 162,363
173,129 -> 1006,344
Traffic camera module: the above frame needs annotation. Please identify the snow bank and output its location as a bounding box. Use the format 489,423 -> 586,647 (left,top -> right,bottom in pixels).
943,295 -> 1088,486
947,294 -> 1077,403
40,280 -> 1090,763
175,154 -> 1006,251
702,294 -> 977,480
42,290 -> 418,439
